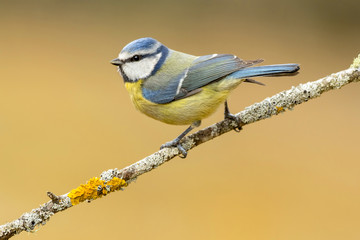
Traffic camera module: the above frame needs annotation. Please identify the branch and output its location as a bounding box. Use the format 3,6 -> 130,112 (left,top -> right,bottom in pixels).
1,55 -> 359,240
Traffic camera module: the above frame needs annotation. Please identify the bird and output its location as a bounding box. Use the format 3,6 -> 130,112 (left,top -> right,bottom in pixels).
110,37 -> 299,157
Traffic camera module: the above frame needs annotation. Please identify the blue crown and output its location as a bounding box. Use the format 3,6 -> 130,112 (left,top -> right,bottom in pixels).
121,37 -> 159,54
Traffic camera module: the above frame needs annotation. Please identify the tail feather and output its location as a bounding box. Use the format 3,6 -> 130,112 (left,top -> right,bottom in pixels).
228,64 -> 300,79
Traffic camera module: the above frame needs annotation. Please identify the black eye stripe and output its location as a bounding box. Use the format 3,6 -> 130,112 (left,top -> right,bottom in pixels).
125,55 -> 143,63
125,46 -> 164,63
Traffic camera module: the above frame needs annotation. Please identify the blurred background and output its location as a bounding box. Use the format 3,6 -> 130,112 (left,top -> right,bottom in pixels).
1,0 -> 360,239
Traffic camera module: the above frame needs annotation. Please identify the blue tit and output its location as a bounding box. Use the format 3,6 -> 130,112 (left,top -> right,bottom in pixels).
111,37 -> 299,157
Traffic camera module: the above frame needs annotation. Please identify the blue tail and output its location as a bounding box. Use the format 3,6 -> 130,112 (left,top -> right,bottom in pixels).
227,64 -> 300,79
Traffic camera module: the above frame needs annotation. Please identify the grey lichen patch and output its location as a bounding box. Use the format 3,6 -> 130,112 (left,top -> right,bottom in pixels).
228,119 -> 240,130
101,168 -> 119,182
209,123 -> 223,138
22,212 -> 42,232
123,148 -> 178,180
239,101 -> 270,124
118,166 -> 137,182
0,219 -> 24,237
350,54 -> 360,69
0,195 -> 73,238
182,137 -> 196,150
53,196 -> 72,210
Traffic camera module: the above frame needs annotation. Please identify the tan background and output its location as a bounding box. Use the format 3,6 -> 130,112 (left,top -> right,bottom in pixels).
1,0 -> 360,239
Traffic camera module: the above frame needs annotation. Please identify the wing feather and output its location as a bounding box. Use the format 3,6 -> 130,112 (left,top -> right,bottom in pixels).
174,54 -> 262,99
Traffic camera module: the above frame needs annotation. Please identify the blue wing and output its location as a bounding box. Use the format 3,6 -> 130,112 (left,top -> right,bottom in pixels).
177,54 -> 262,99
142,54 -> 261,104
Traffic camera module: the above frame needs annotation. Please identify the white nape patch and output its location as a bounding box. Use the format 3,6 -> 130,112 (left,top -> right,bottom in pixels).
122,53 -> 162,81
175,68 -> 189,95
233,55 -> 237,59
118,42 -> 162,61
210,54 -> 218,59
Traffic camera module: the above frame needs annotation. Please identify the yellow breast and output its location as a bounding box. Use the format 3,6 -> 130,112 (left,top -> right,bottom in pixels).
124,78 -> 243,125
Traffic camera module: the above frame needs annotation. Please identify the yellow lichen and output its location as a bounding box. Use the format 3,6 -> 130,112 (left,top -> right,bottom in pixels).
350,54 -> 360,69
276,106 -> 284,113
68,177 -> 127,205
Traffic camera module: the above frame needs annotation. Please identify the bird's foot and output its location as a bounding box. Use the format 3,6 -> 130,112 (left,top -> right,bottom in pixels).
225,113 -> 243,132
224,101 -> 243,132
160,121 -> 200,158
160,140 -> 187,158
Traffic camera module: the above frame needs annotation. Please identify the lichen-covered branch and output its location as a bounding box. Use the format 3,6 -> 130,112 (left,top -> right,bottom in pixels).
1,55 -> 359,240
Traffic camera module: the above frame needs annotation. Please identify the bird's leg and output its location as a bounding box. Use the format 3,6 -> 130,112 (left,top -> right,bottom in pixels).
160,120 -> 201,158
224,100 -> 243,132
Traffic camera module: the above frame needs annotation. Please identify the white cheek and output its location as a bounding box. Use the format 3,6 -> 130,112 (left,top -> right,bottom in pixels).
122,53 -> 161,81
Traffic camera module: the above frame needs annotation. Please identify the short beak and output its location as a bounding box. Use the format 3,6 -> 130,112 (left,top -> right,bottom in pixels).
110,58 -> 123,66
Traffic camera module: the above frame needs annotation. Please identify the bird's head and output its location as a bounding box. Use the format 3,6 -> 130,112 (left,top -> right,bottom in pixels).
111,37 -> 169,82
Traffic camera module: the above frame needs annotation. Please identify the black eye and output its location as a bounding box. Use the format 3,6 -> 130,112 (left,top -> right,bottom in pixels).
131,55 -> 141,62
